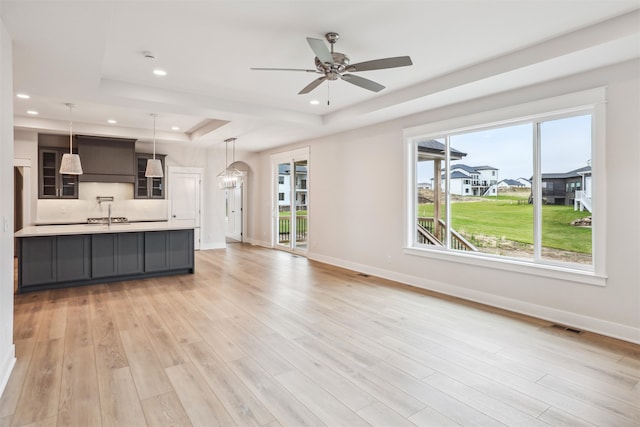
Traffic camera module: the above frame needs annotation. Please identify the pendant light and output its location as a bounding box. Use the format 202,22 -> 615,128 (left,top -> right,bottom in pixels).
59,103 -> 83,175
145,113 -> 164,177
217,138 -> 243,189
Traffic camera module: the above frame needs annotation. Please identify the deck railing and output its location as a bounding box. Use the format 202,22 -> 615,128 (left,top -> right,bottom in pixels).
278,215 -> 474,250
278,216 -> 308,243
574,190 -> 592,213
417,217 -> 477,251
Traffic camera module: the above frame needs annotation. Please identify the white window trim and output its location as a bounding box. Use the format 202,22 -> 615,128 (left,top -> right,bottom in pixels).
403,88 -> 607,286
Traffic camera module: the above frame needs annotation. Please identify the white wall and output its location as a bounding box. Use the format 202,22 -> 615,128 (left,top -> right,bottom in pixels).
247,59 -> 640,343
478,169 -> 497,185
13,129 -> 36,225
0,15 -> 15,398
449,178 -> 466,196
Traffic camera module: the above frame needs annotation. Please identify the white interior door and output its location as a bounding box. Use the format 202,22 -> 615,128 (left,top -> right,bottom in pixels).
169,168 -> 202,250
225,186 -> 243,242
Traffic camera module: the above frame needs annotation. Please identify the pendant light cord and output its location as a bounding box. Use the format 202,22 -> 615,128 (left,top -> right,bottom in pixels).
224,138 -> 237,168
67,103 -> 74,154
152,114 -> 157,160
232,139 -> 236,164
225,139 -> 229,167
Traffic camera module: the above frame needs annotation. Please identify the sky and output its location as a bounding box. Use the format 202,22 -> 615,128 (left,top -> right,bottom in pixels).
417,114 -> 592,183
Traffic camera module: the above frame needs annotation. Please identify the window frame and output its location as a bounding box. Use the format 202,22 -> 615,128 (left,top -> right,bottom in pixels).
403,88 -> 607,286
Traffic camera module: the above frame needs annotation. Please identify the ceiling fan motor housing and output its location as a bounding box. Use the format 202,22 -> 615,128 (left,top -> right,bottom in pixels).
315,52 -> 350,78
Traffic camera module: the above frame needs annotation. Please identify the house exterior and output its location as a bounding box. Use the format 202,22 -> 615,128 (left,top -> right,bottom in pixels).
498,178 -> 526,188
278,163 -> 308,211
442,164 -> 499,196
541,165 -> 591,208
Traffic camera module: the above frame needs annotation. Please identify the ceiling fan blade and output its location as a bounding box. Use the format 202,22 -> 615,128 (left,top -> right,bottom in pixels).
340,74 -> 385,92
306,37 -> 333,65
298,76 -> 327,95
251,67 -> 319,73
347,56 -> 413,72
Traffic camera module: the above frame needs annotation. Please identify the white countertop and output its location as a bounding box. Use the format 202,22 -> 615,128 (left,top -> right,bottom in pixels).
15,222 -> 196,237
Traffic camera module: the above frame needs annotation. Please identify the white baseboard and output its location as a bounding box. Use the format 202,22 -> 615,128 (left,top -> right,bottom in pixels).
199,242 -> 227,250
308,252 -> 640,345
0,344 -> 16,399
201,239 -> 272,250
246,238 -> 271,248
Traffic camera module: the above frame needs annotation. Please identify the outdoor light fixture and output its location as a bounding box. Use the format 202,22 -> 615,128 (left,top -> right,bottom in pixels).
59,103 -> 83,175
145,113 -> 164,178
217,137 -> 243,189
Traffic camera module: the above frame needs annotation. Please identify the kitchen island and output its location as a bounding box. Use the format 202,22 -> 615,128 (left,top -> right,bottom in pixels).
15,222 -> 195,293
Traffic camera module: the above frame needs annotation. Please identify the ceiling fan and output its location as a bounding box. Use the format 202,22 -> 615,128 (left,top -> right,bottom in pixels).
251,32 -> 413,95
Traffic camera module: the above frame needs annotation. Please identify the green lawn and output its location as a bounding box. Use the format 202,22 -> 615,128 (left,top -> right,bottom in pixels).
418,200 -> 592,253
278,211 -> 308,234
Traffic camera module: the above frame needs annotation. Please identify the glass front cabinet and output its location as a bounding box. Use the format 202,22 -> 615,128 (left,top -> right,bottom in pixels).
38,148 -> 78,199
135,153 -> 165,199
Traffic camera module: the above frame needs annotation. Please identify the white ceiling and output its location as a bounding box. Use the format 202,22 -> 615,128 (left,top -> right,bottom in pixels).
2,1 -> 639,152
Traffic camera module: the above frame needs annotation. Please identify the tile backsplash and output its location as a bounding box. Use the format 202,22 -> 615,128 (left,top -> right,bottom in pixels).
36,182 -> 168,224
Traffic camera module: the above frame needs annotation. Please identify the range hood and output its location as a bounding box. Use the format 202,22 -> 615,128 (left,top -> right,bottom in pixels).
77,135 -> 136,183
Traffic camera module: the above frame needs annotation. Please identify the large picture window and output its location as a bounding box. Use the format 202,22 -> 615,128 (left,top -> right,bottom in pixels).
405,90 -> 605,279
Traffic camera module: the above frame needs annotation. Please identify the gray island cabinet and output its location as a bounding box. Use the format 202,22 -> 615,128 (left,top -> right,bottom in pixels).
16,224 -> 194,293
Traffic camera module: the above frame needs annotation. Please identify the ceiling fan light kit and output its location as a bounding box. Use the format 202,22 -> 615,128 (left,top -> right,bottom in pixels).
251,32 -> 413,95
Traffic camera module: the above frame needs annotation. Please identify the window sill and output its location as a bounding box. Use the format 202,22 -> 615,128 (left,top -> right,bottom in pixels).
404,246 -> 606,286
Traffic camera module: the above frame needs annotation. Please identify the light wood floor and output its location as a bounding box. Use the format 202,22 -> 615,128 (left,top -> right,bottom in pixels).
1,244 -> 639,427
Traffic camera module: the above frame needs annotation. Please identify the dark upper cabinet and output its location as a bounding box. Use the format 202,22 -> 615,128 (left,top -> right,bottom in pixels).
77,135 -> 136,183
38,148 -> 79,199
135,153 -> 165,199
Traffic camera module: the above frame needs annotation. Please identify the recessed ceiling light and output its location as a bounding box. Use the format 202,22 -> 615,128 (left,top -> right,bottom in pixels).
171,126 -> 180,131
26,110 -> 39,115
16,93 -> 30,99
153,69 -> 167,76
107,119 -> 117,124
310,99 -> 320,105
